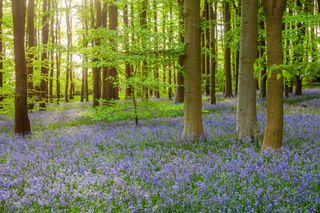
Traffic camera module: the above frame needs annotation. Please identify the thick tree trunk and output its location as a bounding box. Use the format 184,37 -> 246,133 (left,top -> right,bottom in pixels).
12,0 -> 31,135
237,0 -> 259,141
262,0 -> 287,150
224,0 -> 233,97
182,0 -> 204,140
40,0 -> 49,110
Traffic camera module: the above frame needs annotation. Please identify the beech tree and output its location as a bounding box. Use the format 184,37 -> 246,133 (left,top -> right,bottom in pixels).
223,0 -> 233,97
40,0 -> 49,110
27,0 -> 35,110
182,0 -> 204,140
236,0 -> 259,141
262,0 -> 287,149
12,0 -> 31,135
92,0 -> 101,107
0,0 -> 3,106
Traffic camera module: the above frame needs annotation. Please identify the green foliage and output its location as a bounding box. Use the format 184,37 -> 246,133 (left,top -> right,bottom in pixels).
85,100 -> 184,123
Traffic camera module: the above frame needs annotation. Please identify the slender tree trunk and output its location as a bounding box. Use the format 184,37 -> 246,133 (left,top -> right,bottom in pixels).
237,0 -> 259,141
27,0 -> 35,110
40,0 -> 49,110
64,0 -> 71,102
210,2 -> 217,105
101,1 -> 108,101
49,0 -> 55,103
262,0 -> 287,150
224,0 -> 233,97
234,51 -> 239,96
174,0 -> 184,104
0,0 -> 2,107
141,0 -> 148,100
92,0 -> 101,107
259,15 -> 267,99
55,0 -> 60,105
12,0 -> 31,135
183,0 -> 204,140
294,0 -> 304,96
205,0 -> 210,96
124,3 -> 132,98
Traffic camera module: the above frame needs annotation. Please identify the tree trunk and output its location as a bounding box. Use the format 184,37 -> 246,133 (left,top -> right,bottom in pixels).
101,1 -> 108,101
237,0 -> 259,141
105,3 -> 118,102
12,0 -> 31,135
209,3 -> 217,105
40,0 -> 49,110
124,3 -> 132,98
27,0 -> 35,110
262,0 -> 287,150
259,14 -> 267,99
49,0 -> 55,103
64,0 -> 71,102
92,0 -> 101,107
205,0 -> 210,96
141,0 -> 148,100
174,0 -> 184,104
224,0 -> 233,97
0,0 -> 3,107
295,75 -> 303,95
55,0 -> 60,105
182,0 -> 204,140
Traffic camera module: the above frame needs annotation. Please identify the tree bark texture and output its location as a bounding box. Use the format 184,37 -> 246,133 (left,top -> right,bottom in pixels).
224,0 -> 233,97
182,0 -> 204,140
262,0 -> 287,149
236,0 -> 259,141
12,0 -> 31,135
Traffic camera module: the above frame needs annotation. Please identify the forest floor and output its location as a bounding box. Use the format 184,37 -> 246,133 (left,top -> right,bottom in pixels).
0,89 -> 319,212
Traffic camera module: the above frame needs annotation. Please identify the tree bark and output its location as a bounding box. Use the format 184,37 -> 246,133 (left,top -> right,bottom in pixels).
40,0 -> 49,110
27,0 -> 35,110
210,2 -> 217,105
92,0 -> 101,107
12,0 -> 31,135
262,0 -> 287,150
174,0 -> 184,104
105,3 -> 118,102
224,0 -> 233,97
205,0 -> 210,96
0,0 -> 3,106
55,0 -> 61,105
141,0 -> 148,100
237,0 -> 259,141
182,0 -> 204,140
49,0 -> 55,103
